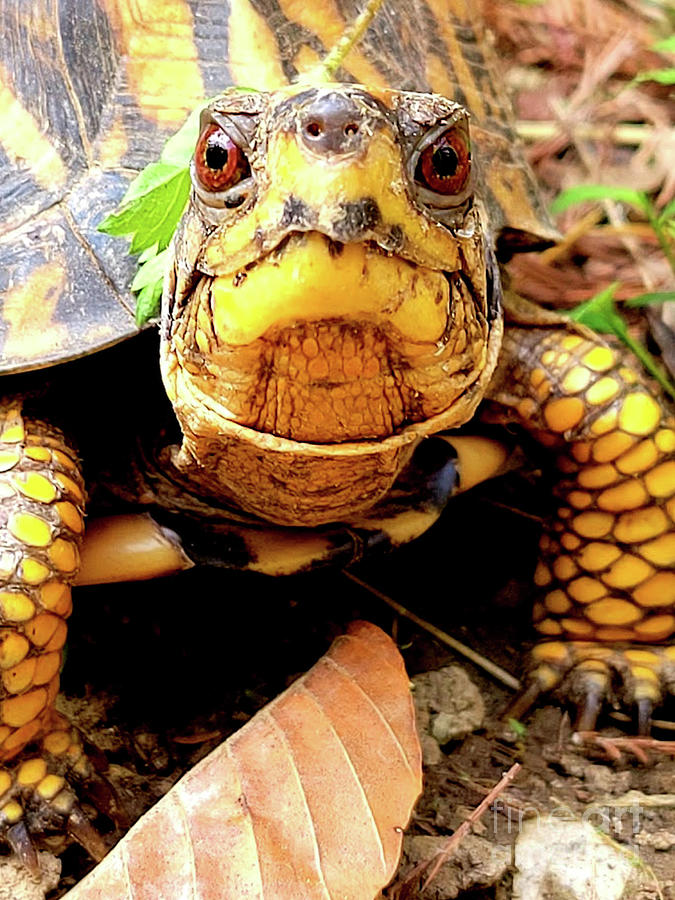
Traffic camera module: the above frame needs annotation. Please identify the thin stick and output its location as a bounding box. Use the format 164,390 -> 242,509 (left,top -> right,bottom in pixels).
396,762 -> 522,892
422,762 -> 521,888
516,121 -> 668,146
343,571 -> 521,691
319,0 -> 386,80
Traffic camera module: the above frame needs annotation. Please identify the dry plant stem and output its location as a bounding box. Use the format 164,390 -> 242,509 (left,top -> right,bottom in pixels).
574,733 -> 675,762
397,762 -> 522,892
320,0 -> 386,78
608,710 -> 675,732
343,571 -> 521,691
517,121 -> 664,146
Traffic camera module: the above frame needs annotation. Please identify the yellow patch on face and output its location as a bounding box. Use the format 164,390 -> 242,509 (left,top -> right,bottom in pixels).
0,62 -> 67,191
2,262 -> 69,364
204,119 -> 463,276
210,233 -> 450,346
99,0 -> 204,124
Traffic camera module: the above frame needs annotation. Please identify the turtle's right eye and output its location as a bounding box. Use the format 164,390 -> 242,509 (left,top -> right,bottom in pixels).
195,124 -> 251,192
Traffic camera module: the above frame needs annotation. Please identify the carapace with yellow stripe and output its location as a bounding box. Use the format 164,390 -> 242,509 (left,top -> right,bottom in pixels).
0,0 -> 673,869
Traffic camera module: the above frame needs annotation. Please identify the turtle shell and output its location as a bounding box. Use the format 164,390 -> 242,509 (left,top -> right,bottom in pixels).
0,0 -> 555,375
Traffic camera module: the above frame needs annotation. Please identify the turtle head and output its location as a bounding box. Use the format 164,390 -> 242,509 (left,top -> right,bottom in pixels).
160,84 -> 502,524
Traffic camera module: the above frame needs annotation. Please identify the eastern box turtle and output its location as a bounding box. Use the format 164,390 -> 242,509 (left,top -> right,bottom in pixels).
0,0 -> 673,871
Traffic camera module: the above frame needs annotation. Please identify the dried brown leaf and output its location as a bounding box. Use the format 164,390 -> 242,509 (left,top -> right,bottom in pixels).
65,621 -> 422,900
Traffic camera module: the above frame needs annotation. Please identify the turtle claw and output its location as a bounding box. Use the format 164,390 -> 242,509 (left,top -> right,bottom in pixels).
573,686 -> 605,733
517,641 -> 675,737
636,698 -> 653,736
81,772 -> 129,830
7,821 -> 39,874
67,806 -> 108,862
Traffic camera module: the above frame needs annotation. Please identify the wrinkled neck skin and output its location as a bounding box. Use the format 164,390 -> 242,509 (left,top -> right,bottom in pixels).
159,85 -> 503,527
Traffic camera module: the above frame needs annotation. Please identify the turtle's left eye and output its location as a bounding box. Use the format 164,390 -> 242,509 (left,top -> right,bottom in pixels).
415,126 -> 470,197
195,124 -> 250,192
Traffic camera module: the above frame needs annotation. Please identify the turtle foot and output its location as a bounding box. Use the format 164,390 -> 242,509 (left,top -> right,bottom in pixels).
0,720 -> 124,868
507,641 -> 675,735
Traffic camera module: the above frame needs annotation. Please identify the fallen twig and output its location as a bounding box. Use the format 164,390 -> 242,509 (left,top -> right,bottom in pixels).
395,762 -> 522,895
343,571 -> 521,691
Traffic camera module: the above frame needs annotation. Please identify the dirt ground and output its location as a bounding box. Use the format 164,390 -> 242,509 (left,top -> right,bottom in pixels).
20,0 -> 675,897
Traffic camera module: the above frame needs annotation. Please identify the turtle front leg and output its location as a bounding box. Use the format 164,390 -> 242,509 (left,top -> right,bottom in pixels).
489,309 -> 675,733
0,402 -> 110,863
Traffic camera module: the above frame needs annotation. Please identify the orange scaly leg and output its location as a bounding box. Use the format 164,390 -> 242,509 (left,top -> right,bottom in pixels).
0,402 -> 110,862
489,316 -> 675,733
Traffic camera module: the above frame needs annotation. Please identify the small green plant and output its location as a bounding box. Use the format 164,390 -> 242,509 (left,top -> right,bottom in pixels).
551,185 -> 675,399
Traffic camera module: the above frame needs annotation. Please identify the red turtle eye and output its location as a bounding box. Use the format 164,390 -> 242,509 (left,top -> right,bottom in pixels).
415,127 -> 470,195
194,124 -> 250,192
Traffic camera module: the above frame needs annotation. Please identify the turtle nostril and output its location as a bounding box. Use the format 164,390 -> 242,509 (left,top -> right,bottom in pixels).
305,121 -> 323,138
344,122 -> 359,137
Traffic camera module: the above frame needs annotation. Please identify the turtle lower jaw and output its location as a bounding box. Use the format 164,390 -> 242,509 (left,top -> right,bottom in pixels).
161,316 -> 502,527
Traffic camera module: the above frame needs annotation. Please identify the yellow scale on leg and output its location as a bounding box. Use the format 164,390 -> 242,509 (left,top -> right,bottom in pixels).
0,402 -> 95,846
490,322 -> 675,731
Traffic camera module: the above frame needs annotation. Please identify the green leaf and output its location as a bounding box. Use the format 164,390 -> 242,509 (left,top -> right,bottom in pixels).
653,35 -> 675,53
507,718 -> 527,739
131,249 -> 171,326
634,67 -> 675,84
658,199 -> 675,224
566,282 -> 627,336
567,284 -> 675,401
625,291 -> 675,308
98,167 -> 190,255
135,278 -> 165,328
551,185 -> 650,215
